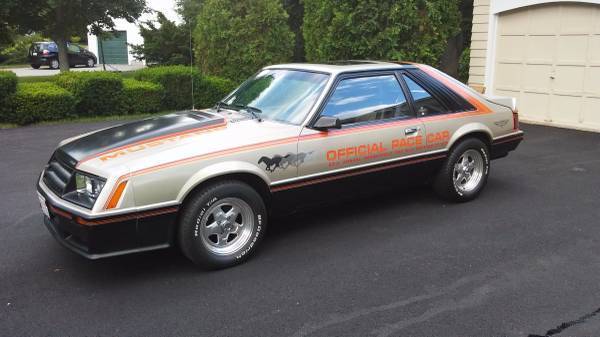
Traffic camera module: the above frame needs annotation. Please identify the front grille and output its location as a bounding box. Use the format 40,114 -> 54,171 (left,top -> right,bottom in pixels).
43,152 -> 75,196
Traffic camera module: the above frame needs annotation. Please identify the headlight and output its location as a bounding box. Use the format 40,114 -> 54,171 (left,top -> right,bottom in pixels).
62,171 -> 106,209
75,172 -> 105,199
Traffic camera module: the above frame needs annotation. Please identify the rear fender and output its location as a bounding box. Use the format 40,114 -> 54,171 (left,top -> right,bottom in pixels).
448,123 -> 493,150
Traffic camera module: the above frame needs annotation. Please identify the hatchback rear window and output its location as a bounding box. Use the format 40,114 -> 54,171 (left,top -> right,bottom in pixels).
32,43 -> 58,52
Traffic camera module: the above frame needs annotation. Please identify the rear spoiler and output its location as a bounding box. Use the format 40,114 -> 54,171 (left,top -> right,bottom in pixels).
485,96 -> 517,113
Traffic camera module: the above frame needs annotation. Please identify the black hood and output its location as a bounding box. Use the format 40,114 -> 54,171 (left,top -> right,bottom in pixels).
57,111 -> 225,163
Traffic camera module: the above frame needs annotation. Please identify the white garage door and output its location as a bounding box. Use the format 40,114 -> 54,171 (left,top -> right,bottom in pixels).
493,3 -> 600,131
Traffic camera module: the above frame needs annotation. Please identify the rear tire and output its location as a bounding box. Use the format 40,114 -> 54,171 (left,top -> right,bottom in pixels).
31,64 -> 41,69
433,138 -> 490,202
86,58 -> 95,68
50,59 -> 59,69
178,181 -> 267,269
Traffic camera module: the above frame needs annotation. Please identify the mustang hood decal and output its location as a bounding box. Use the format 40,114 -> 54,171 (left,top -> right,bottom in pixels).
56,111 -> 225,163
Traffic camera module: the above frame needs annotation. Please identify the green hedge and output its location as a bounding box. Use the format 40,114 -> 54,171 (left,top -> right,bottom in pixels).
0,71 -> 18,102
2,83 -> 75,125
122,79 -> 164,114
194,75 -> 237,109
55,71 -> 124,116
2,68 -> 238,126
134,65 -> 199,110
134,66 -> 238,110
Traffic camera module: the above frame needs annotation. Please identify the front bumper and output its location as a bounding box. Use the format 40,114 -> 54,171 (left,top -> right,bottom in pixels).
38,185 -> 179,259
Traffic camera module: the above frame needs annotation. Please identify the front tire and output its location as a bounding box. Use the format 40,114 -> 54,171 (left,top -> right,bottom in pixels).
50,59 -> 59,69
434,138 -> 490,202
86,58 -> 95,68
178,181 -> 267,269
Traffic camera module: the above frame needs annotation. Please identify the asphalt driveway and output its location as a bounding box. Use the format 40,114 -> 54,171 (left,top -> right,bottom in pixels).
1,122 -> 600,337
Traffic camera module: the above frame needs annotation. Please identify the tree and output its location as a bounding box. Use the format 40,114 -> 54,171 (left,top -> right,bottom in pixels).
194,0 -> 295,81
283,0 -> 305,62
176,0 -> 203,27
302,0 -> 461,67
131,12 -> 192,65
5,0 -> 147,71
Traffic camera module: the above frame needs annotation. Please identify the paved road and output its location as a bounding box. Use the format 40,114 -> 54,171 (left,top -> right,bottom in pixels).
1,122 -> 600,337
7,64 -> 145,77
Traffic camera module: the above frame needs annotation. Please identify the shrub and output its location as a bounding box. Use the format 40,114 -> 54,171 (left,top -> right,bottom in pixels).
121,79 -> 164,114
0,34 -> 46,65
0,71 -> 18,118
55,71 -> 124,116
459,47 -> 470,84
2,83 -> 75,125
194,0 -> 295,81
302,0 -> 461,67
194,75 -> 237,109
0,71 -> 17,101
134,65 -> 199,110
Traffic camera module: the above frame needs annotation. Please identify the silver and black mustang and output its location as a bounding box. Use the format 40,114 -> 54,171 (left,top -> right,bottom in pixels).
37,61 -> 523,268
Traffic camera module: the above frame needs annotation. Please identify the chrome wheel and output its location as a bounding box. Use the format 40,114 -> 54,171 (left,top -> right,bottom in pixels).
199,198 -> 255,256
50,59 -> 59,69
87,58 -> 94,67
453,149 -> 484,193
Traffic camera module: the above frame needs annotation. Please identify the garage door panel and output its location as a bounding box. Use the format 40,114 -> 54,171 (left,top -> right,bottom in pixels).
588,36 -> 600,66
559,4 -> 596,35
523,64 -> 552,92
584,67 -> 600,97
521,92 -> 549,120
527,5 -> 559,35
497,35 -> 525,63
582,97 -> 600,127
525,35 -> 555,64
556,35 -> 588,65
498,9 -> 529,35
549,95 -> 581,125
495,63 -> 522,91
553,66 -> 585,95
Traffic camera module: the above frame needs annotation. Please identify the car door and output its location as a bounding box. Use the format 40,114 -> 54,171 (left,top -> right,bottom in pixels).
297,72 -> 425,180
67,44 -> 83,65
400,72 -> 454,153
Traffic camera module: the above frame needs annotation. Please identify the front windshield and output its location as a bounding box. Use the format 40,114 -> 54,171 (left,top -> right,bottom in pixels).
223,69 -> 330,125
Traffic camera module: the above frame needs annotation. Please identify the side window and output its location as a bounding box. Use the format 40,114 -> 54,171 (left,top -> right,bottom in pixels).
321,75 -> 411,126
67,44 -> 81,53
402,75 -> 447,117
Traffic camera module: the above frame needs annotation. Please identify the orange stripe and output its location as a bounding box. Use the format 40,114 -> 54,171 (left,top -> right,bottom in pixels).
415,64 -> 492,114
105,180 -> 128,210
76,120 -> 227,167
271,154 -> 447,192
102,67 -> 495,208
49,205 -> 73,220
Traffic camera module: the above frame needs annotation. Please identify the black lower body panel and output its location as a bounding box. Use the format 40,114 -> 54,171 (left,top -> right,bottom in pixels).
41,198 -> 178,259
491,132 -> 524,159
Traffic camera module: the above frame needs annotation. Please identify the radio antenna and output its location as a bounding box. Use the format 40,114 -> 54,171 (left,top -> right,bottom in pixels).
189,19 -> 195,110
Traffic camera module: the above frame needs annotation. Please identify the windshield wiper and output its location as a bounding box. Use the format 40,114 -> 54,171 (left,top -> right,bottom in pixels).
215,100 -> 235,112
234,104 -> 263,122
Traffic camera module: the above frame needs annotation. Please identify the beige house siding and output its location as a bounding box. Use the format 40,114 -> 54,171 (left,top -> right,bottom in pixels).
468,0 -> 491,93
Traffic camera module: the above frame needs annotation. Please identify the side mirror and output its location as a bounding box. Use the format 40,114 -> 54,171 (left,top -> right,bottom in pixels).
313,116 -> 342,131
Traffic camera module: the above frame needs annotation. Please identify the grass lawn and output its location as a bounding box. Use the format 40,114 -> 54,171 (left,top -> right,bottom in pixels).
0,111 -> 171,130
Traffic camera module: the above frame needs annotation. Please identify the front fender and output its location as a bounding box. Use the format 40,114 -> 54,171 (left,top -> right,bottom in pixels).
176,161 -> 271,202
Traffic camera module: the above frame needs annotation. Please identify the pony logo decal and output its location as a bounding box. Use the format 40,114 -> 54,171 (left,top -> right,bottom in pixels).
258,152 -> 313,172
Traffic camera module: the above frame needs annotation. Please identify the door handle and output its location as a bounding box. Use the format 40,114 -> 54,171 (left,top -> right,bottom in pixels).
404,127 -> 420,135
